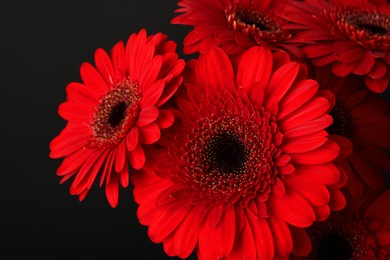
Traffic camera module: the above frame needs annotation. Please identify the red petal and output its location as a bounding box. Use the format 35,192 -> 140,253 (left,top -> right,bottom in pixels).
278,163 -> 295,175
299,30 -> 335,41
365,71 -> 390,93
119,160 -> 129,188
290,139 -> 340,164
110,41 -> 126,80
368,60 -> 387,79
332,61 -> 357,77
268,217 -> 292,257
80,62 -> 107,95
278,79 -> 319,120
312,53 -> 336,66
156,185 -> 191,211
272,177 -> 285,197
281,130 -> 328,153
141,79 -> 164,107
128,144 -> 145,169
136,192 -> 158,225
275,154 -> 291,167
126,127 -> 139,152
334,42 -> 364,62
270,188 -> 315,227
85,150 -> 110,189
172,206 -> 207,259
157,73 -> 183,107
264,62 -> 300,115
139,123 -> 160,144
330,135 -> 353,161
94,48 -> 116,85
209,207 -> 223,228
294,163 -> 340,185
247,213 -> 274,260
49,125 -> 90,158
284,174 -> 330,206
290,226 -> 312,256
136,106 -> 159,127
100,150 -> 115,186
139,55 -> 163,93
126,29 -> 151,80
239,215 -> 258,259
196,47 -> 235,95
328,189 -> 346,211
304,43 -> 333,58
148,207 -> 190,243
105,175 -> 119,208
156,109 -> 174,129
279,96 -> 330,132
283,114 -> 333,138
202,207 -> 236,258
353,51 -> 375,75
65,82 -> 99,104
236,46 -> 272,98
313,204 -> 330,222
71,149 -> 105,191
115,141 -> 126,173
133,178 -> 169,206
58,101 -> 93,122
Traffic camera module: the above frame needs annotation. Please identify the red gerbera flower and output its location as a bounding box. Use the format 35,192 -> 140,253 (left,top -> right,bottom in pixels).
280,0 -> 390,93
132,46 -> 346,259
49,29 -> 185,208
313,66 -> 390,209
289,189 -> 390,259
171,0 -> 305,56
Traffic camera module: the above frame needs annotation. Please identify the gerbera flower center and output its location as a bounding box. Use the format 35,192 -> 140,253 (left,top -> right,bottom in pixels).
203,131 -> 249,175
327,100 -> 353,138
296,212 -> 381,260
108,101 -> 127,127
316,233 -> 353,259
90,79 -> 141,147
172,94 -> 282,208
224,5 -> 290,43
356,23 -> 388,36
326,7 -> 390,51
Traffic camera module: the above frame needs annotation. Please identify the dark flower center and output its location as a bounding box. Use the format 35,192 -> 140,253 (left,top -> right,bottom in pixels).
172,92 -> 283,208
356,23 -> 388,36
317,234 -> 352,260
108,101 -> 127,128
91,79 -> 141,147
290,212 -> 382,260
327,7 -> 390,51
234,9 -> 271,31
224,5 -> 290,43
203,131 -> 249,175
327,100 -> 352,138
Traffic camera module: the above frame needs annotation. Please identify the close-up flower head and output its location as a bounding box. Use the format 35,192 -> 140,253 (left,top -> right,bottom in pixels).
312,66 -> 390,208
290,189 -> 390,259
49,29 -> 185,208
38,0 -> 390,258
132,46 -> 346,259
280,0 -> 390,93
171,0 -> 306,56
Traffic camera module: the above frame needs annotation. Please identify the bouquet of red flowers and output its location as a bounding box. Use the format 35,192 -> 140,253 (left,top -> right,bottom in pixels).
49,0 -> 390,259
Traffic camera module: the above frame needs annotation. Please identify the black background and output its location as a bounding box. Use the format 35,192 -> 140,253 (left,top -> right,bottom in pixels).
2,0 -> 196,258
2,0 -> 389,259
